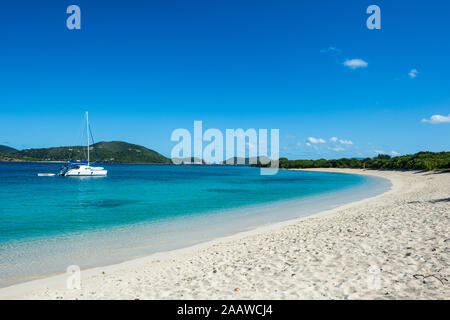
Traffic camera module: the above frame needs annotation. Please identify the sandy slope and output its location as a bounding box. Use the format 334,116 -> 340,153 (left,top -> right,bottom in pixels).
1,169 -> 449,299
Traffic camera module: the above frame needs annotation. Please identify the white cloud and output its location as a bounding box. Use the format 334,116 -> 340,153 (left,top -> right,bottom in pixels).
329,136 -> 353,145
408,69 -> 418,78
306,142 -> 312,147
343,59 -> 368,69
307,137 -> 326,144
390,151 -> 400,156
374,150 -> 386,154
421,114 -> 450,124
339,139 -> 354,145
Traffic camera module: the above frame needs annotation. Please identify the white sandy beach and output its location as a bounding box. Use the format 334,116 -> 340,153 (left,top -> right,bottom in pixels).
0,169 -> 448,299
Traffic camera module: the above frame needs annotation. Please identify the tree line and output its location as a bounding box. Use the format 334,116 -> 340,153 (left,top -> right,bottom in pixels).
254,152 -> 450,171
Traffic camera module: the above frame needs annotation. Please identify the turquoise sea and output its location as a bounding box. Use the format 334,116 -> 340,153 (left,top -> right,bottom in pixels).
0,162 -> 390,286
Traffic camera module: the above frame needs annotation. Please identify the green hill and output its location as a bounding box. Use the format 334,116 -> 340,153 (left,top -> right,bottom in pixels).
90,141 -> 171,163
3,141 -> 171,164
0,145 -> 17,153
0,151 -> 38,162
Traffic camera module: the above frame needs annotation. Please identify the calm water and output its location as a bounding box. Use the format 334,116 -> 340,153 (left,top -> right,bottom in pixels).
0,162 -> 390,286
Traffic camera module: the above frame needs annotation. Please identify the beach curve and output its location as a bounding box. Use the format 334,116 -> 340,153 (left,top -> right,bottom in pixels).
0,169 -> 448,299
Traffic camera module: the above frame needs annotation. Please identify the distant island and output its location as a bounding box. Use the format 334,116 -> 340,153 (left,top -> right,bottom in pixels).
0,141 -> 171,164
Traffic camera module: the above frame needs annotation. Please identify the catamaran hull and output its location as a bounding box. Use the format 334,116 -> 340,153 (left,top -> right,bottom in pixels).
63,170 -> 107,176
59,165 -> 107,177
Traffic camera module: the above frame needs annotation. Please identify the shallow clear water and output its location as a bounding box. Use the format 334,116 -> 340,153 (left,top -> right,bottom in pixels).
0,162 -> 390,286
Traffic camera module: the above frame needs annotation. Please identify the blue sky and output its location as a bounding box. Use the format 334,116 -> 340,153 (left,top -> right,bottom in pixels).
0,0 -> 449,159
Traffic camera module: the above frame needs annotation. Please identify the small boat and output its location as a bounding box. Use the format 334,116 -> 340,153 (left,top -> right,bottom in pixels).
58,112 -> 108,177
37,173 -> 56,177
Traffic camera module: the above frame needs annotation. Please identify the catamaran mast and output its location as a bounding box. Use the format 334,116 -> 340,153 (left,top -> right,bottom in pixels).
86,111 -> 89,165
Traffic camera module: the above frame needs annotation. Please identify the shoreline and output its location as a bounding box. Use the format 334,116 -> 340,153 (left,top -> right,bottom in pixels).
0,169 -> 448,299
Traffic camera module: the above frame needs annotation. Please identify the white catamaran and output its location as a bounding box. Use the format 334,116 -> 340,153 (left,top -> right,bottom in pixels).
58,112 -> 108,177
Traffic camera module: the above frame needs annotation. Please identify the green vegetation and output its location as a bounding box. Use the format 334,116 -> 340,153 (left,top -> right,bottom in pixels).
254,152 -> 450,171
0,151 -> 39,162
0,141 -> 171,164
0,145 -> 17,154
